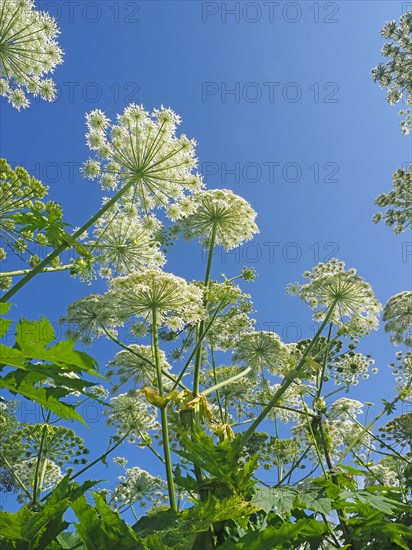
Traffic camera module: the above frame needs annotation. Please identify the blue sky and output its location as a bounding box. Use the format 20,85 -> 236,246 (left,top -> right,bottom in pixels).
1,0 -> 412,515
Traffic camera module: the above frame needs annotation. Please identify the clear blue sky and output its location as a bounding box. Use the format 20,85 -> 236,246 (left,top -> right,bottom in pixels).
1,0 -> 411,514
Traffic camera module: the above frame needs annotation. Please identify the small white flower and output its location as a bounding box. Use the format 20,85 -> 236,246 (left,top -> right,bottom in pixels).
287,259 -> 382,336
108,269 -> 206,329
383,291 -> 412,346
173,189 -> 259,250
105,390 -> 159,443
0,1 -> 63,109
110,466 -> 166,510
82,104 -> 203,213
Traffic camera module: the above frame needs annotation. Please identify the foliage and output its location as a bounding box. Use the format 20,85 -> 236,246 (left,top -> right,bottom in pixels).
0,5 -> 412,550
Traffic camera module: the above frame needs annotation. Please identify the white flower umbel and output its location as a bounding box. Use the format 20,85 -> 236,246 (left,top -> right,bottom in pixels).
87,209 -> 164,278
111,465 -> 166,510
389,351 -> 412,395
171,189 -> 259,250
364,460 -> 400,488
383,291 -> 412,347
287,259 -> 382,336
373,167 -> 412,234
232,331 -> 289,377
107,345 -> 172,391
0,0 -> 63,109
331,352 -> 376,387
14,458 -> 63,493
61,294 -> 121,345
105,390 -> 159,444
203,281 -> 255,351
108,269 -> 205,330
371,12 -> 412,107
82,105 -> 202,213
266,383 -> 305,423
328,398 -> 364,420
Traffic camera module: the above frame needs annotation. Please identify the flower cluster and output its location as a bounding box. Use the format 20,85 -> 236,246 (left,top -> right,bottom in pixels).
14,458 -> 63,494
0,159 -> 64,288
201,365 -> 256,419
108,269 -> 205,330
111,464 -> 166,510
373,167 -> 412,234
389,351 -> 412,395
0,0 -> 63,109
292,416 -> 371,463
82,105 -> 202,212
86,208 -> 164,278
379,413 -> 412,446
328,398 -> 364,420
107,345 -> 172,392
371,12 -> 412,106
331,352 -> 376,387
399,109 -> 412,135
287,259 -> 382,336
88,385 -> 110,400
13,424 -> 89,468
383,291 -> 412,346
232,331 -> 289,378
204,281 -> 255,351
265,383 -> 307,424
60,294 -> 121,345
364,459 -> 402,488
105,390 -> 159,443
170,189 -> 259,250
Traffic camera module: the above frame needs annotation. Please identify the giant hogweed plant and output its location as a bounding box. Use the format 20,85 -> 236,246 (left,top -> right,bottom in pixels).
0,4 -> 412,549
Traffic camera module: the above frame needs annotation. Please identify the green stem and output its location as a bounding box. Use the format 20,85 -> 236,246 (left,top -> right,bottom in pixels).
0,265 -> 72,278
32,415 -> 50,505
210,347 -> 224,423
0,450 -> 31,500
36,432 -> 130,505
193,223 -> 217,396
320,513 -> 342,549
317,420 -> 355,549
171,300 -> 225,392
274,445 -> 311,487
303,408 -> 327,477
152,309 -> 177,512
67,433 -> 129,484
316,323 -> 333,398
202,366 -> 252,397
337,384 -> 411,466
100,324 -> 189,391
234,300 -> 338,454
1,178 -> 138,303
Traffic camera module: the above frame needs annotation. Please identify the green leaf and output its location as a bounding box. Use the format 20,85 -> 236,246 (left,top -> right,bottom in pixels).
182,495 -> 259,532
133,510 -> 179,539
173,466 -> 198,493
56,532 -> 85,549
72,493 -> 142,550
0,314 -> 100,422
0,318 -> 11,340
295,485 -> 333,515
42,340 -> 98,374
175,426 -> 257,493
0,370 -> 85,424
340,489 -> 408,515
252,486 -> 298,517
15,318 -> 55,354
0,480 -> 94,549
218,518 -> 324,550
0,303 -> 11,315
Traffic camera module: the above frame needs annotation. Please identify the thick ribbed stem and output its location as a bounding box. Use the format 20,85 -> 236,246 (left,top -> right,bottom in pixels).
152,308 -> 177,512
